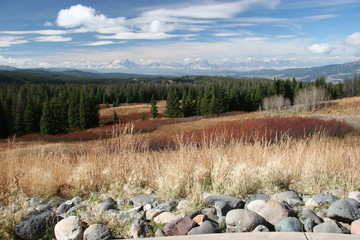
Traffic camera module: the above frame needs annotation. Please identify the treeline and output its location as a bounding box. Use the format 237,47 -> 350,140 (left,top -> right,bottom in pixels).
0,75 -> 359,138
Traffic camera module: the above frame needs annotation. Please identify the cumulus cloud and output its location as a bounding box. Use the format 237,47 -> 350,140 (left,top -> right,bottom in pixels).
306,44 -> 332,54
345,32 -> 360,47
34,36 -> 72,42
56,4 -> 127,33
0,36 -> 28,47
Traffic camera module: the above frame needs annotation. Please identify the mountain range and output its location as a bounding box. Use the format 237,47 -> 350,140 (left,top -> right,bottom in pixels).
1,59 -> 360,82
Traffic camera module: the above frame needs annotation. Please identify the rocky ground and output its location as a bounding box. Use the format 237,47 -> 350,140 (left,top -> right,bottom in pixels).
11,191 -> 360,239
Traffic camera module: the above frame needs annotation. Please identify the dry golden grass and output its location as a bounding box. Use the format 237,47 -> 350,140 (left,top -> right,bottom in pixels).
100,101 -> 166,121
1,128 -> 359,206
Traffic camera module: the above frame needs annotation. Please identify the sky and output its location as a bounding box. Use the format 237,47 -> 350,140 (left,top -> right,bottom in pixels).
0,0 -> 360,71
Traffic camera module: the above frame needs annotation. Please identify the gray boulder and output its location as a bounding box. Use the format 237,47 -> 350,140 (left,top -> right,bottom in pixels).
71,196 -> 83,205
54,216 -> 83,240
349,192 -> 360,203
245,193 -> 270,202
275,217 -> 303,232
303,218 -> 316,232
15,209 -> 59,240
225,209 -> 272,232
300,208 -> 323,225
83,224 -> 113,240
130,194 -> 157,206
313,221 -> 344,234
95,201 -> 117,214
56,200 -> 75,214
154,200 -> 178,212
327,198 -> 360,223
272,191 -> 302,201
163,217 -> 197,236
205,194 -> 245,209
311,193 -> 339,205
188,221 -> 222,235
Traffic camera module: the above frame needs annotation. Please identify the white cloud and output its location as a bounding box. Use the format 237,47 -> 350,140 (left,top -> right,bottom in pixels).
306,44 -> 332,54
0,36 -> 28,47
56,4 -> 127,33
82,41 -> 126,46
0,30 -> 70,35
302,14 -> 339,21
34,36 -> 72,42
345,32 -> 360,47
97,32 -> 178,40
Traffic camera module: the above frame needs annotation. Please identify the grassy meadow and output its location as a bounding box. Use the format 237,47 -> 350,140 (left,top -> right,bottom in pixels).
0,97 -> 360,237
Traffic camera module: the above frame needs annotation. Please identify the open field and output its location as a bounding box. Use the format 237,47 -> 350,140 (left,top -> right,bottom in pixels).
1,97 -> 360,200
1,96 -> 360,238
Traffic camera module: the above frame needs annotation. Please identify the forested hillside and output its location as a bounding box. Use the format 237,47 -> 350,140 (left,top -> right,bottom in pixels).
1,73 -> 360,138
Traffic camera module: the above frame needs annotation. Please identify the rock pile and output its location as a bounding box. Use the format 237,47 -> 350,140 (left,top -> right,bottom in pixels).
13,191 -> 360,239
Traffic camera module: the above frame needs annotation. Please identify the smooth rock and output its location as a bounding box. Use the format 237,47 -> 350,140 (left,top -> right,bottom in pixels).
303,218 -> 316,232
327,198 -> 360,223
154,212 -> 179,224
96,201 -> 117,214
311,193 -> 339,205
15,209 -> 59,240
349,192 -> 360,203
272,191 -> 301,201
252,225 -> 270,232
351,219 -> 360,235
205,194 -> 245,209
225,209 -> 272,232
214,201 -> 233,217
146,209 -> 164,221
154,200 -> 178,212
83,224 -> 112,240
130,194 -> 157,206
54,216 -> 83,240
301,208 -> 324,225
188,221 -> 222,235
275,217 -> 303,232
256,201 -> 295,225
246,199 -> 266,213
177,200 -> 189,210
117,197 -> 131,207
71,196 -> 83,205
302,194 -> 311,203
56,200 -> 75,214
187,210 -> 202,219
245,193 -> 270,202
313,221 -> 344,234
285,199 -> 304,206
305,198 -> 318,207
163,217 -> 197,236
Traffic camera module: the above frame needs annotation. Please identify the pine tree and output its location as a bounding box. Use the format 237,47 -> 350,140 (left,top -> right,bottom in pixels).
24,91 -> 38,133
166,88 -> 181,118
150,95 -> 158,118
40,100 -> 52,134
68,89 -> 80,129
79,91 -> 89,130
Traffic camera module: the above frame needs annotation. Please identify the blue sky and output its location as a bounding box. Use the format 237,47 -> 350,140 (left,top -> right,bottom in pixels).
0,0 -> 360,71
